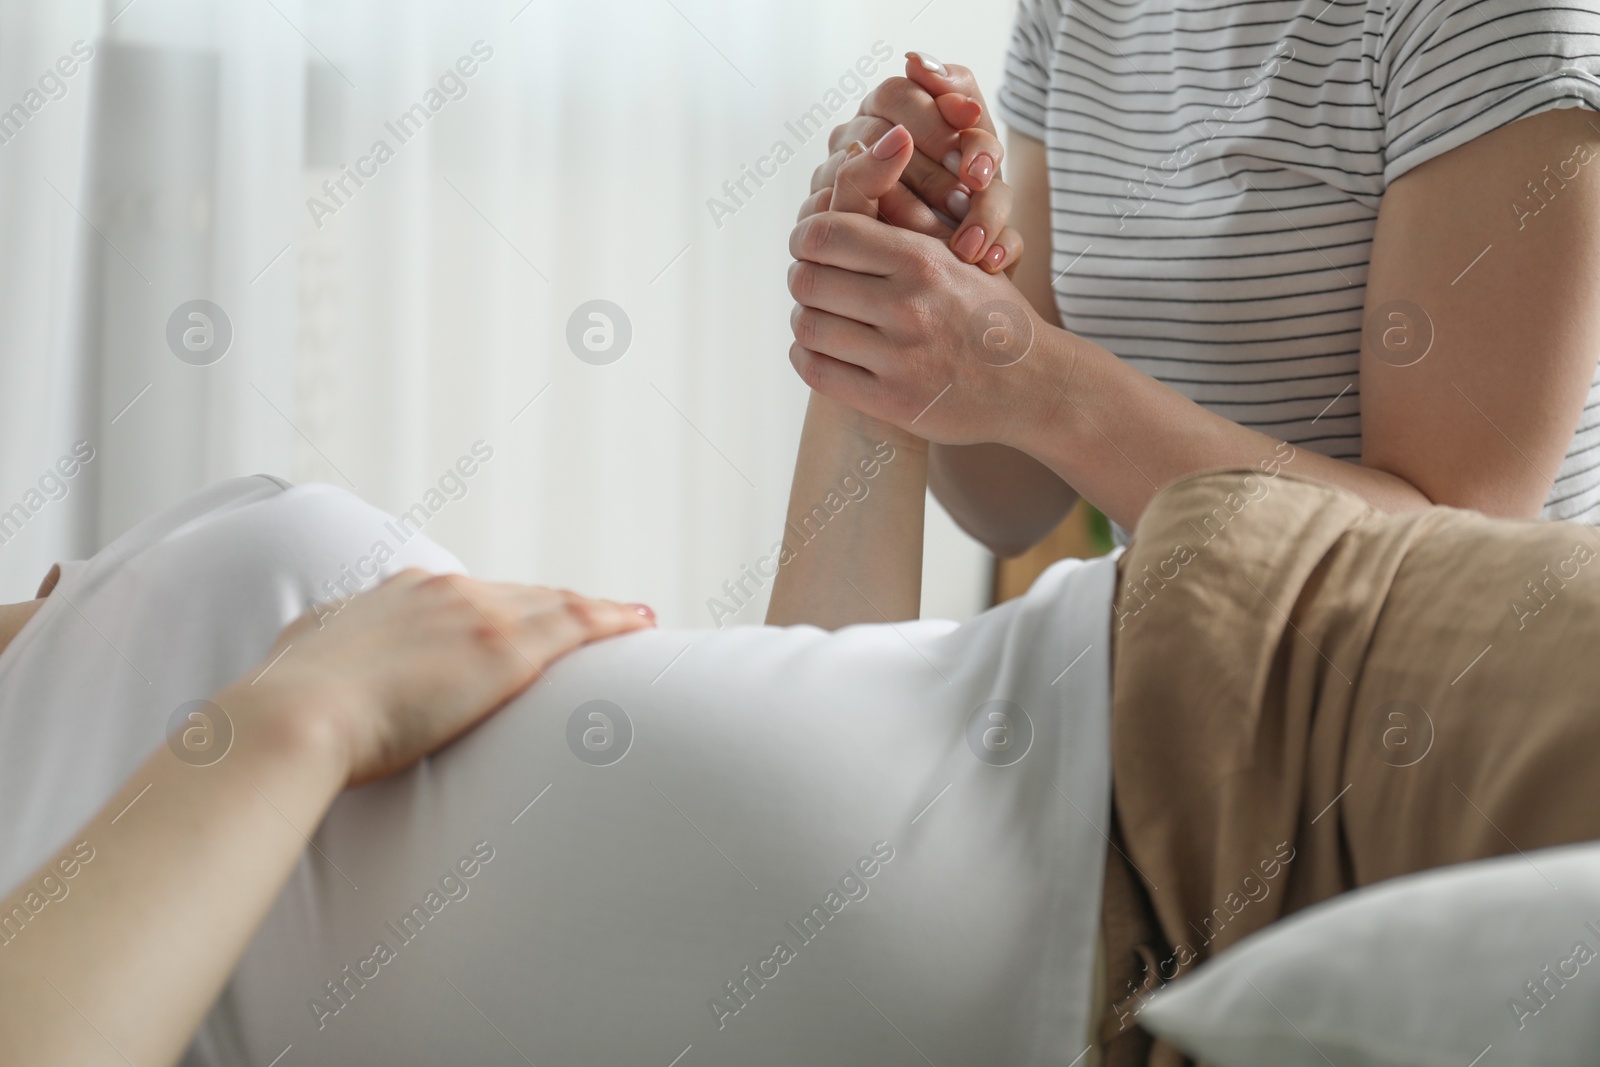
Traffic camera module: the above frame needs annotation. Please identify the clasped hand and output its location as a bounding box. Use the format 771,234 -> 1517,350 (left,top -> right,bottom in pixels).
786,54 -> 1063,449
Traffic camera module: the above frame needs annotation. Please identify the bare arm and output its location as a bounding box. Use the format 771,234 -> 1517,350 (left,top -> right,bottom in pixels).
0,575 -> 652,1065
765,393 -> 928,628
0,685 -> 346,1066
1018,107 -> 1600,526
767,130 -> 932,628
789,108 -> 1600,531
927,127 -> 1079,557
809,59 -> 1079,557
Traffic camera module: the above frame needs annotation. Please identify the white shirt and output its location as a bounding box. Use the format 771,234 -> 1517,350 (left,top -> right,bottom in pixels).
998,0 -> 1600,521
0,475 -> 463,899
0,477 -> 1119,1065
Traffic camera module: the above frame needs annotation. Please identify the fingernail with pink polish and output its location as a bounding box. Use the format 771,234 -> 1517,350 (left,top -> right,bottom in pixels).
628,603 -> 656,622
968,153 -> 995,188
872,124 -> 912,160
907,51 -> 946,74
954,225 -> 986,261
985,244 -> 1006,270
943,150 -> 962,175
946,188 -> 971,220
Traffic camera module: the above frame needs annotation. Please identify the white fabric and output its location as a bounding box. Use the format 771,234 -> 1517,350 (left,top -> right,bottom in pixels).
0,476 -> 464,895
0,477 -> 1117,1066
1142,842 -> 1600,1067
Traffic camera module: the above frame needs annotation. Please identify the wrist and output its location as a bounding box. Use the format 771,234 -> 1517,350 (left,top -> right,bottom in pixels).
211,675 -> 357,787
807,390 -> 929,457
1004,317 -> 1094,462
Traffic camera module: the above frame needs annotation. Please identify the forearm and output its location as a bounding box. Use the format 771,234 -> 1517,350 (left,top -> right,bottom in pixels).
1014,328 -> 1431,531
0,683 -> 347,1066
927,442 -> 1079,557
766,393 -> 929,628
917,127 -> 1082,557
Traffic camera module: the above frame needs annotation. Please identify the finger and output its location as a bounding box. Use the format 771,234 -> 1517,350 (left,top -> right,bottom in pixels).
831,125 -> 914,216
860,76 -> 961,162
955,125 -> 1004,192
601,598 -> 658,628
788,260 -> 897,324
789,341 -> 879,410
824,114 -> 893,159
978,225 -> 1025,276
812,150 -> 843,197
798,186 -> 832,221
877,184 -> 955,239
951,178 -> 1014,265
903,54 -> 998,135
791,304 -> 887,371
900,147 -> 973,223
538,591 -> 655,648
933,91 -> 983,132
790,211 -> 923,275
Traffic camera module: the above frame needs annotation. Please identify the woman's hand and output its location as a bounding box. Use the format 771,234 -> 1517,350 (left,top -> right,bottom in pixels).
803,54 -> 1021,273
788,198 -> 1060,450
236,573 -> 655,785
0,569 -> 654,1067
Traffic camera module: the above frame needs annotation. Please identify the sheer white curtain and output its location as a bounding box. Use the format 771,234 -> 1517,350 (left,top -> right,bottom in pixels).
0,0 -> 1010,624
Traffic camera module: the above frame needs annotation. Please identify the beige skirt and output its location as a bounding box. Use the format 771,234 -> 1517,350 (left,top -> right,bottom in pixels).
1093,469 -> 1600,1066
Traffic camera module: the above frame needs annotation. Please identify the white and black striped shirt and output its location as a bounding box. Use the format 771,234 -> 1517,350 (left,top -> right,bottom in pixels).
997,0 -> 1600,521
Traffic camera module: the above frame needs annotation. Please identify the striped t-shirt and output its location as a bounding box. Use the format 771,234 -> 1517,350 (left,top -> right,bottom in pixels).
997,0 -> 1600,521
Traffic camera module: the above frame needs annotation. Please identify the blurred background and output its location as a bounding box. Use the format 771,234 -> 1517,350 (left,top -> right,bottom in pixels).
0,0 -> 1051,625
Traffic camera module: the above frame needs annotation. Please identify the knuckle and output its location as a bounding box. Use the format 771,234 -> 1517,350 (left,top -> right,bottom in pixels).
792,307 -> 821,349
909,164 -> 950,202
790,342 -> 824,391
800,214 -> 835,259
788,260 -> 816,302
873,77 -> 923,114
418,571 -> 461,596
560,591 -> 598,629
387,566 -> 431,588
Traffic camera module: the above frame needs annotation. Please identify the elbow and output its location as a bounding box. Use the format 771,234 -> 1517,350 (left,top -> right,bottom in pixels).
947,510 -> 1060,560
1362,460 -> 1548,521
980,530 -> 1048,560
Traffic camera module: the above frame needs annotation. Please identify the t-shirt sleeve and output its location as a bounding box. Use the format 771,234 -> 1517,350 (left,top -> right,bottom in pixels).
1379,0 -> 1600,185
995,0 -> 1065,141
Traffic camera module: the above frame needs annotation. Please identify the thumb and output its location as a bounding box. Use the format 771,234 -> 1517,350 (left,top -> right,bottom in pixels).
830,124 -> 914,217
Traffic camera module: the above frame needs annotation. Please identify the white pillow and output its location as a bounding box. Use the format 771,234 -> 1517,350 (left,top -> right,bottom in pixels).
1141,842 -> 1600,1067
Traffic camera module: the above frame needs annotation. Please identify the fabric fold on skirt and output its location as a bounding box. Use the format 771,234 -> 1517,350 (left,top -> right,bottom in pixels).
1097,468 -> 1600,1066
